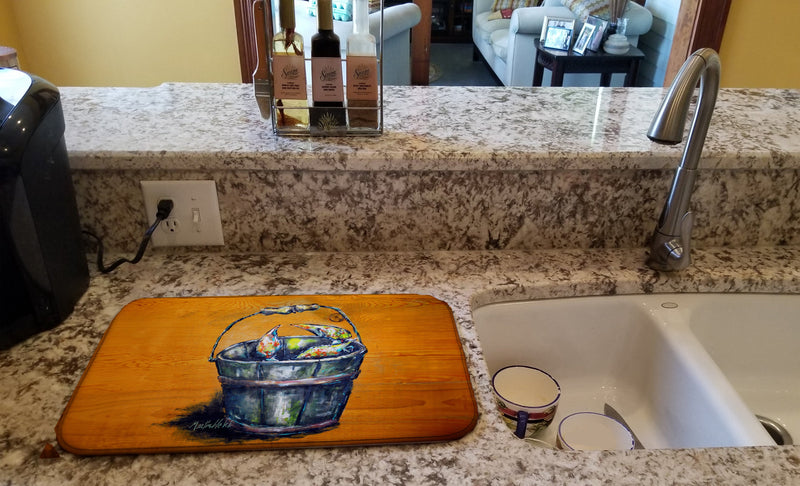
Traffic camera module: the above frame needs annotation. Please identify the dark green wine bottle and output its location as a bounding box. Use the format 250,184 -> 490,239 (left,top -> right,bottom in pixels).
310,0 -> 346,131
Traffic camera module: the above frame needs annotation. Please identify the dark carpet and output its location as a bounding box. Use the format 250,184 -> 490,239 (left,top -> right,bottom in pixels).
429,42 -> 501,86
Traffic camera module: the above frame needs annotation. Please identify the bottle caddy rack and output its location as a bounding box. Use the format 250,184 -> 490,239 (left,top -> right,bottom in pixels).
262,0 -> 383,136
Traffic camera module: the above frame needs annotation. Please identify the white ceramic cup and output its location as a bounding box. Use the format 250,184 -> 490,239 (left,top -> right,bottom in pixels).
492,365 -> 561,438
557,412 -> 635,451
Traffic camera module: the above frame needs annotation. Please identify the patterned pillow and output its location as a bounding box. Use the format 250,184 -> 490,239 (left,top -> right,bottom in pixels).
491,0 -> 531,12
562,0 -> 610,20
487,8 -> 514,20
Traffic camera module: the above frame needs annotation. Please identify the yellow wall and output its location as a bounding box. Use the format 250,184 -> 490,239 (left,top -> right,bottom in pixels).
0,0 -> 23,65
719,1 -> 800,88
0,0 -> 241,87
3,0 -> 799,89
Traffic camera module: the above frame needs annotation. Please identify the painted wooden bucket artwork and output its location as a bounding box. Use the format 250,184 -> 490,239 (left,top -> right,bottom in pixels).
207,303 -> 368,437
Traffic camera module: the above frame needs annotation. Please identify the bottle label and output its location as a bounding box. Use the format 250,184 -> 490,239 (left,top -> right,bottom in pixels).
311,57 -> 344,102
272,56 -> 307,100
346,56 -> 378,101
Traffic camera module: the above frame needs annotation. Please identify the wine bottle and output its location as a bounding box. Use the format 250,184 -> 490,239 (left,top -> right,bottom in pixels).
346,0 -> 379,128
310,0 -> 346,131
272,0 -> 309,128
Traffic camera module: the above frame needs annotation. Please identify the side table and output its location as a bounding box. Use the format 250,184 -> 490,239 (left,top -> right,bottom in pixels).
532,39 -> 645,87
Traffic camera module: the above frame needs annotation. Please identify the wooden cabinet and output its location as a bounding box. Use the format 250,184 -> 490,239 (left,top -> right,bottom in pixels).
432,0 -> 472,42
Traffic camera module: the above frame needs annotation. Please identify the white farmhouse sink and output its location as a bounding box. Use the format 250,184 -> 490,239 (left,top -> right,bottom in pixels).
687,294 -> 799,446
472,293 -> 796,449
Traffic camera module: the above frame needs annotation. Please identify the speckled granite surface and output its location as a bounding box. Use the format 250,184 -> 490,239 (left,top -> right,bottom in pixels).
2,249 -> 800,485
2,84 -> 799,484
62,85 -> 800,171
71,167 -> 800,253
61,85 -> 800,254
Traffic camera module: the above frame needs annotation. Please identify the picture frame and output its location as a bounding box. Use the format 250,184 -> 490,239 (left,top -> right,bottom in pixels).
540,16 -> 575,51
572,23 -> 595,55
585,15 -> 608,52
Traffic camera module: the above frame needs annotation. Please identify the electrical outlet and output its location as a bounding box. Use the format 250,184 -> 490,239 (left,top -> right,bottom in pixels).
140,180 -> 224,247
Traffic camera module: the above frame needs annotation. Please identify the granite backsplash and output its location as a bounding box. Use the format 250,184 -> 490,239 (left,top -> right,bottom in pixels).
71,167 -> 799,253
63,85 -> 800,254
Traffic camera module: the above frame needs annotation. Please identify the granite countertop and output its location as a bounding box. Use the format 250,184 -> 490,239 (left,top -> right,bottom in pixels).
62,84 -> 800,172
2,83 -> 800,484
2,248 -> 800,485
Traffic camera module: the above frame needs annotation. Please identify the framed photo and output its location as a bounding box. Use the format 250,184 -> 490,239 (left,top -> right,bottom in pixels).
573,23 -> 595,55
540,16 -> 575,51
585,15 -> 608,52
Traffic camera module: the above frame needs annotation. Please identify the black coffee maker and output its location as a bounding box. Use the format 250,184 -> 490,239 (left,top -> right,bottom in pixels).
0,68 -> 89,349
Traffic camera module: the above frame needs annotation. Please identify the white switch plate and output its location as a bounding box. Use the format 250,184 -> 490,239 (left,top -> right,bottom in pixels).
140,180 -> 224,247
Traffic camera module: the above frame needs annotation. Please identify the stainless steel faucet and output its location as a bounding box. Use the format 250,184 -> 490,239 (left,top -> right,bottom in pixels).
646,48 -> 720,271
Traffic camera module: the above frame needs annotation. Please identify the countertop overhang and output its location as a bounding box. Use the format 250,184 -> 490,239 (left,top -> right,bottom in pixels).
62,84 -> 800,172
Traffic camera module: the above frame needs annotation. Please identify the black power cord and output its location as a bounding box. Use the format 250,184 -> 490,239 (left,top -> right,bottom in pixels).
83,199 -> 174,274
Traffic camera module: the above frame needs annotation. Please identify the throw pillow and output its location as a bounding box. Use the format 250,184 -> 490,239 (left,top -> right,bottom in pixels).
490,0 -> 531,12
562,0 -> 611,20
487,8 -> 514,20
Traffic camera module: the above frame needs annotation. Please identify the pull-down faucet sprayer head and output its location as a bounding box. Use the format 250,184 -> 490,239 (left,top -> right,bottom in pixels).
647,48 -> 720,146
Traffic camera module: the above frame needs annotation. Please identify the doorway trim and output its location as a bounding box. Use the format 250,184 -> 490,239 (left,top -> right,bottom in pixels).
665,0 -> 732,84
234,0 -> 258,83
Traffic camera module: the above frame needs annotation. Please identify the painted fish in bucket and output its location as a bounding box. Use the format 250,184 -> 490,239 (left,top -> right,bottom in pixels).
254,323 -> 357,360
296,341 -> 353,359
209,304 -> 367,437
254,325 -> 282,359
292,323 -> 353,341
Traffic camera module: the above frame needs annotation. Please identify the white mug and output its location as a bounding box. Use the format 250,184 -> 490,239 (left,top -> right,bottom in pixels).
492,365 -> 560,438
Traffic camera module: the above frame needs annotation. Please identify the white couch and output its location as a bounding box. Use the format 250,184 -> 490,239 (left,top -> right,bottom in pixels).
473,0 -> 653,86
293,1 -> 421,85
